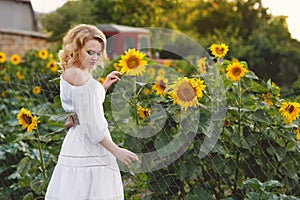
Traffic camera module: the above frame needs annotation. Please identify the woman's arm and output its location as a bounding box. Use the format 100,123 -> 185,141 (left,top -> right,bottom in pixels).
99,135 -> 139,166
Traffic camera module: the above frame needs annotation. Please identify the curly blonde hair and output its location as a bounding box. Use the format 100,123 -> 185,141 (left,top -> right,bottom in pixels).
58,24 -> 107,70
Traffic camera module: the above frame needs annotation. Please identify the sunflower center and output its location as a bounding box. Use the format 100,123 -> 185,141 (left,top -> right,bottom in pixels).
216,47 -> 224,54
177,82 -> 196,102
143,110 -> 150,117
22,114 -> 32,124
232,67 -> 242,76
286,105 -> 294,113
158,80 -> 166,90
127,57 -> 140,69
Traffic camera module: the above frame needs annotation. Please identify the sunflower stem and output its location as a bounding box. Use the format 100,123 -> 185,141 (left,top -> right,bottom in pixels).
132,77 -> 139,126
36,127 -> 47,179
233,80 -> 242,196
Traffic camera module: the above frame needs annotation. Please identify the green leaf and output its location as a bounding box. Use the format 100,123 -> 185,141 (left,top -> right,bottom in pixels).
245,71 -> 259,80
23,192 -> 34,200
244,192 -> 261,200
17,157 -> 33,176
285,141 -> 297,151
261,180 -> 282,192
243,178 -> 262,191
274,147 -> 286,162
193,185 -> 214,200
30,177 -> 48,194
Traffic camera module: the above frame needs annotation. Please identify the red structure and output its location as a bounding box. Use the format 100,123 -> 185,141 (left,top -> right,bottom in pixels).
97,24 -> 152,59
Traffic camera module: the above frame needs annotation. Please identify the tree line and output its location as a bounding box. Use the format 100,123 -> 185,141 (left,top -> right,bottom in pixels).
40,0 -> 300,92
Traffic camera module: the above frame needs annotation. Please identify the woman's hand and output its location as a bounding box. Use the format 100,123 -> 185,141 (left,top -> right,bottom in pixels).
114,147 -> 140,166
103,71 -> 121,91
99,136 -> 140,166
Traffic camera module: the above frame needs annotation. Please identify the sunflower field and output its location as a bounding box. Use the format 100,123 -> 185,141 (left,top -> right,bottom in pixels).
0,44 -> 300,200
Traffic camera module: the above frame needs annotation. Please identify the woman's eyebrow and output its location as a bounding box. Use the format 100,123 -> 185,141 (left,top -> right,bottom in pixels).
87,49 -> 102,53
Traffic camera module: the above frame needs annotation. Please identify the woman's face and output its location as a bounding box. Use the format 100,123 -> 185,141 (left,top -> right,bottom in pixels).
78,39 -> 103,70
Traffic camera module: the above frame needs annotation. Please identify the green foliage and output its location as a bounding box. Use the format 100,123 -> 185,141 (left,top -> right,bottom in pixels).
2,25 -> 300,200
0,49 -> 66,199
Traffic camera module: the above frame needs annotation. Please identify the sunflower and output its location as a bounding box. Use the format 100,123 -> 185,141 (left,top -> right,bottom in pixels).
118,49 -> 147,76
32,86 -> 41,94
209,43 -> 229,58
224,118 -> 231,127
279,102 -> 300,123
46,60 -> 58,73
157,69 -> 166,76
197,57 -> 207,74
169,77 -> 206,109
10,54 -> 21,65
137,105 -> 151,120
3,75 -> 8,82
146,67 -> 156,79
143,88 -> 153,95
17,108 -> 38,132
226,61 -> 248,81
295,128 -> 300,141
1,91 -> 6,97
16,71 -> 25,80
98,77 -> 105,84
163,60 -> 171,67
152,75 -> 168,96
38,49 -> 48,60
0,52 -> 6,63
262,92 -> 273,106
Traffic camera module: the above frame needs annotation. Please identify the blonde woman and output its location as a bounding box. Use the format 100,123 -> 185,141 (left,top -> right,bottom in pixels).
45,24 -> 139,200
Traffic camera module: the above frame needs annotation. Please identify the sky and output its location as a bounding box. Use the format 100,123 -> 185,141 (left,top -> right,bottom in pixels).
30,0 -> 300,41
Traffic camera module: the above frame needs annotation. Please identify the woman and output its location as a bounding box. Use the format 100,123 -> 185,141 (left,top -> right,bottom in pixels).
45,24 -> 139,199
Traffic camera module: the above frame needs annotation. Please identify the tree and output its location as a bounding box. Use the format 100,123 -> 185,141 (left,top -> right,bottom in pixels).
40,1 -> 95,41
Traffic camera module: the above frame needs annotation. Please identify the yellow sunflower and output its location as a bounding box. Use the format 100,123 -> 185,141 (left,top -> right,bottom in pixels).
17,108 -> 38,132
295,128 -> 300,141
10,54 -> 21,65
169,77 -> 206,110
146,67 -> 156,79
197,57 -> 207,75
32,86 -> 41,95
49,53 -> 54,59
226,61 -> 248,81
137,105 -> 151,120
1,91 -> 6,97
152,75 -> 168,96
16,71 -> 25,80
209,43 -> 229,58
0,52 -> 6,63
224,118 -> 231,127
143,88 -> 153,95
163,60 -> 171,67
98,77 -> 105,84
118,49 -> 147,76
3,75 -> 9,82
38,49 -> 48,60
46,60 -> 58,73
279,102 -> 300,124
262,92 -> 273,106
157,69 -> 166,76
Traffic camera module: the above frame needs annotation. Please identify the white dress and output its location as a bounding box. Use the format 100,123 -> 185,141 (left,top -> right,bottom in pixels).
45,75 -> 124,200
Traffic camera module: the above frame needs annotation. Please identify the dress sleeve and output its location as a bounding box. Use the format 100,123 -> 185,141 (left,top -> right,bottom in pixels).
72,81 -> 109,144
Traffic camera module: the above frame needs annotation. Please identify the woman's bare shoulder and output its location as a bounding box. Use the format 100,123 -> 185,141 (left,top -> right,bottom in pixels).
62,67 -> 89,86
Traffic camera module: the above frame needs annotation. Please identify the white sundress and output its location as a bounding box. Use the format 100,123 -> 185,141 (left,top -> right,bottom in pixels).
45,75 -> 124,200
